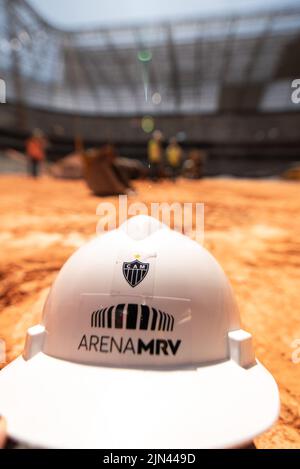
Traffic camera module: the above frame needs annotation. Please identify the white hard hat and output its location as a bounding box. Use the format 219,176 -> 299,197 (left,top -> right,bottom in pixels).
0,215 -> 279,448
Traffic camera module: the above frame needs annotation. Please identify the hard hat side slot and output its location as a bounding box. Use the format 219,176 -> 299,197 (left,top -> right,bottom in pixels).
23,325 -> 46,361
228,329 -> 256,369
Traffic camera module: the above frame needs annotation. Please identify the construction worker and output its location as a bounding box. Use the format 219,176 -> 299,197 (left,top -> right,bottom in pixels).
166,137 -> 183,181
147,130 -> 163,181
25,129 -> 47,178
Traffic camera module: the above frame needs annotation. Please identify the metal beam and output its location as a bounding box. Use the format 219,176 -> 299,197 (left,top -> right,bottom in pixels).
100,29 -> 139,110
236,14 -> 274,111
193,23 -> 206,106
165,24 -> 181,109
80,51 -> 121,109
4,0 -> 27,129
64,34 -> 99,110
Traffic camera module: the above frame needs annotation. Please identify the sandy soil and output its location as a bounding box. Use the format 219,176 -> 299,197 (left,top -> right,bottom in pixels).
0,175 -> 299,448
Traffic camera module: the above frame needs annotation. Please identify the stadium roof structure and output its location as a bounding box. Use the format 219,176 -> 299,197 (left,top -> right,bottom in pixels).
0,0 -> 300,115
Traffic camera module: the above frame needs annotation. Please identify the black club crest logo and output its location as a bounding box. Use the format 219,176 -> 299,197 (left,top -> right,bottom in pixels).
123,259 -> 149,288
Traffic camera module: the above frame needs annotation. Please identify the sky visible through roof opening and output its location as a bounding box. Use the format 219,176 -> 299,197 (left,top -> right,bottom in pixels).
27,0 -> 300,29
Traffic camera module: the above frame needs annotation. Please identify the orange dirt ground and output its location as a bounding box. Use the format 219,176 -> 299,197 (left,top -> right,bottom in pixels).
0,175 -> 299,448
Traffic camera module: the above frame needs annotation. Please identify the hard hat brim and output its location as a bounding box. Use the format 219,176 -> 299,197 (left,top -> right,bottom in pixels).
0,352 -> 279,448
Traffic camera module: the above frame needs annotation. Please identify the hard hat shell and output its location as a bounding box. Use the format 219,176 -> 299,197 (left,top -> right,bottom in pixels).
0,215 -> 279,448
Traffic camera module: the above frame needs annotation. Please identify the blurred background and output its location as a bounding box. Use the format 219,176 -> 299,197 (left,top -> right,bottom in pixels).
0,0 -> 300,449
0,0 -> 300,177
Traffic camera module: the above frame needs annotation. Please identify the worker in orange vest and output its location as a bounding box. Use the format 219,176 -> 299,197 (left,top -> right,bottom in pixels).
25,129 -> 47,178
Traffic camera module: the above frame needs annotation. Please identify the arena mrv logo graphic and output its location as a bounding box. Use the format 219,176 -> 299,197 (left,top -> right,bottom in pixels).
77,303 -> 182,356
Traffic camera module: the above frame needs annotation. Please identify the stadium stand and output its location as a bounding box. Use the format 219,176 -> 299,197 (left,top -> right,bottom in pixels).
0,0 -> 300,176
